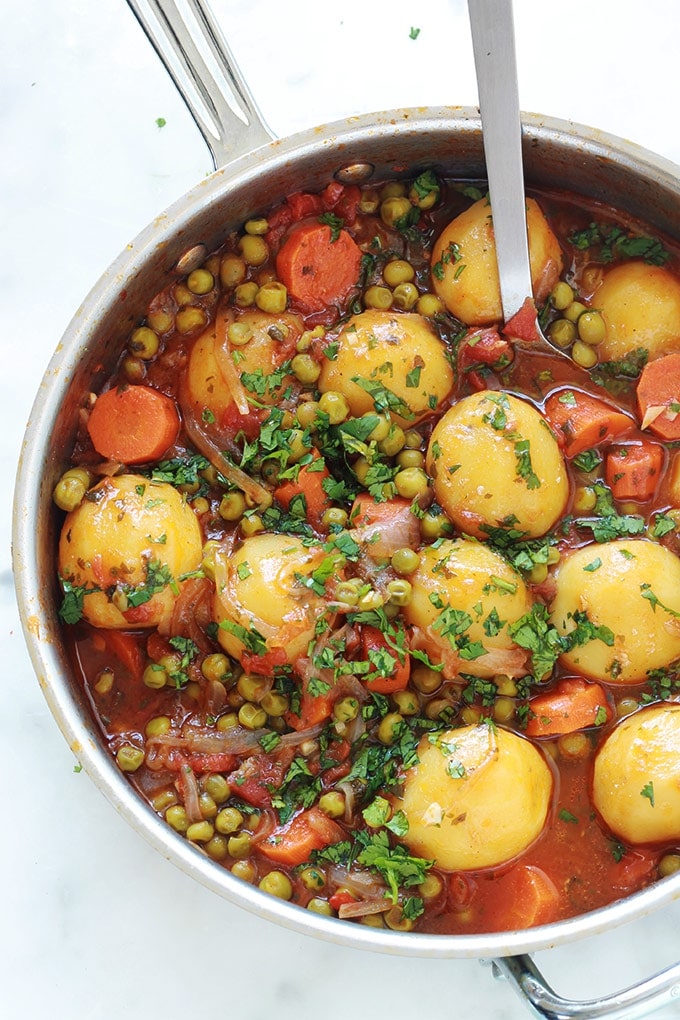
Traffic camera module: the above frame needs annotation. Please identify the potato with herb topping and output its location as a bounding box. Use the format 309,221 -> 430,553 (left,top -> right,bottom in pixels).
431,197 -> 562,325
549,539 -> 680,683
213,533 -> 338,665
403,538 -> 533,678
592,261 -> 680,362
186,308 -> 302,426
58,474 -> 203,629
317,309 -> 454,426
426,390 -> 568,539
593,704 -> 680,845
395,724 -> 553,870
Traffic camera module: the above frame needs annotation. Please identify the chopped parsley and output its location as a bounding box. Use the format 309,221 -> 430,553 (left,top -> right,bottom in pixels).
569,223 -> 670,266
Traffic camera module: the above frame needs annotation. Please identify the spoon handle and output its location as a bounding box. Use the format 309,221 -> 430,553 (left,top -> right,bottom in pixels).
467,0 -> 532,322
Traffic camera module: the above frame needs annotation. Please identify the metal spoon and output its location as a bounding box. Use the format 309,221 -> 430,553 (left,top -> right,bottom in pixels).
467,0 -> 567,355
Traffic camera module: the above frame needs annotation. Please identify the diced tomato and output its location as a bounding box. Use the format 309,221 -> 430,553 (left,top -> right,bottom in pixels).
97,629 -> 145,679
360,625 -> 410,695
228,748 -> 295,809
258,807 -> 345,866
460,327 -> 514,369
241,647 -> 288,676
502,297 -> 541,343
328,890 -> 358,911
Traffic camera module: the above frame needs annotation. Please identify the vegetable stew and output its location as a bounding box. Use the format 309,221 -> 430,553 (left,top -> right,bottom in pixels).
54,170 -> 680,934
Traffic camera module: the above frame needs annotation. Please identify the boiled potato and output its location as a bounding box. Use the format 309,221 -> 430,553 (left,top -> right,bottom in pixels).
186,308 -> 302,423
317,310 -> 454,426
427,390 -> 568,539
395,724 -> 553,871
58,474 -> 203,629
593,704 -> 680,845
550,539 -> 680,684
430,197 -> 563,325
403,538 -> 532,677
214,533 -> 336,664
593,262 -> 680,361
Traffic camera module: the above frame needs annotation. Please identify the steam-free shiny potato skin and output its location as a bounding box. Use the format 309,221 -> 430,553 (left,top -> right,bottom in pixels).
214,533 -> 333,664
403,538 -> 532,668
431,197 -> 563,325
186,309 -> 302,423
426,391 -> 568,539
396,724 -> 553,871
549,539 -> 680,684
593,704 -> 680,845
58,474 -> 203,629
593,262 -> 680,362
317,310 -> 454,426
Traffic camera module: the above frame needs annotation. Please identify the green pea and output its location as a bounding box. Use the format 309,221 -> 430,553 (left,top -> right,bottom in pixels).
186,821 -> 214,843
550,281 -> 574,310
187,268 -> 214,295
577,310 -> 606,345
394,467 -> 429,500
307,897 -> 333,915
572,340 -> 598,369
258,870 -> 293,900
165,805 -> 188,832
386,578 -> 412,606
300,867 -> 326,891
129,325 -> 160,360
202,774 -> 231,804
318,390 -> 350,424
116,745 -> 144,772
238,702 -> 268,730
143,663 -> 167,690
318,791 -> 346,818
333,697 -> 359,723
215,807 -> 244,835
391,547 -> 420,575
377,712 -> 404,745
322,507 -> 349,529
548,318 -> 577,348
228,832 -> 253,859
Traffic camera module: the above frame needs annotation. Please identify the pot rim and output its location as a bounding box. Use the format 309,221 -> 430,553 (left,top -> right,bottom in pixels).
13,104 -> 680,959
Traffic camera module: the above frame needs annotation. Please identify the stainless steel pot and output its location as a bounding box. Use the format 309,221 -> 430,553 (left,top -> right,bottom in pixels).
12,1 -> 680,1016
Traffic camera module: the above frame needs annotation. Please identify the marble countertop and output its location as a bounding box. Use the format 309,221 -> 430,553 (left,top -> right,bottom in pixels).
4,1 -> 680,1017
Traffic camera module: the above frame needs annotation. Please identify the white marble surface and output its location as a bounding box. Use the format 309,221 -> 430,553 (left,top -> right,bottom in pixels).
4,1 -> 680,1017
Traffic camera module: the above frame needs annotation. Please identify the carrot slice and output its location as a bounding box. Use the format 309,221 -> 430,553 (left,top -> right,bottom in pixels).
273,453 -> 331,526
360,625 -> 410,695
526,677 -> 612,737
605,441 -> 664,501
87,385 -> 180,464
490,865 -> 561,930
543,388 -> 633,457
257,808 -> 345,866
276,221 -> 362,312
636,352 -> 680,440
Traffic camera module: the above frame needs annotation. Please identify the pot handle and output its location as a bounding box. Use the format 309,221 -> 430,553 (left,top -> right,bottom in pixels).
492,952 -> 680,1019
124,0 -> 275,168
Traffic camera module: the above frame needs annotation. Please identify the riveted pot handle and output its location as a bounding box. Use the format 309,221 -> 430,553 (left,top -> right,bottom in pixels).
492,953 -> 680,1020
124,0 -> 275,168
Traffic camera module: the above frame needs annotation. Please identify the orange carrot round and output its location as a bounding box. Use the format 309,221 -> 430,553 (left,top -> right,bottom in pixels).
257,808 -> 345,866
636,352 -> 680,440
276,221 -> 362,312
543,388 -> 633,457
605,441 -> 664,501
526,677 -> 612,737
87,385 -> 180,464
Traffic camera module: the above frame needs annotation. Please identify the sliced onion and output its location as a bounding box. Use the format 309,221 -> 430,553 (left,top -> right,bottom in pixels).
327,864 -> 387,899
338,897 -> 393,919
177,764 -> 202,822
640,404 -> 667,431
213,308 -> 251,416
349,504 -> 420,562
